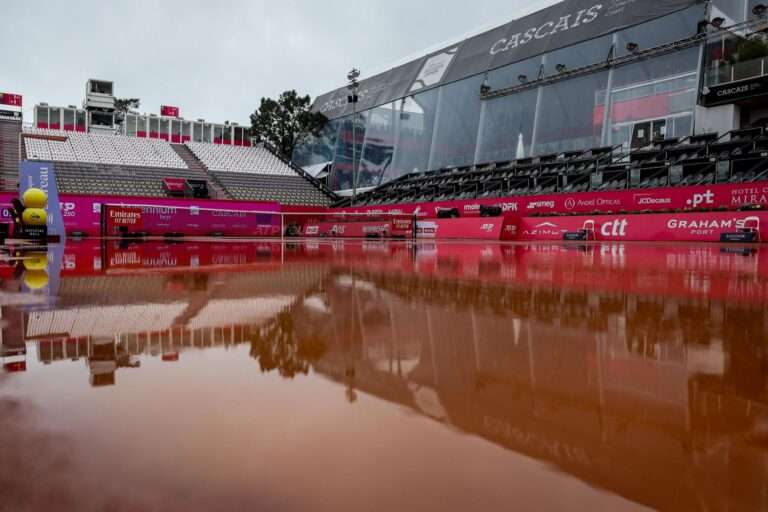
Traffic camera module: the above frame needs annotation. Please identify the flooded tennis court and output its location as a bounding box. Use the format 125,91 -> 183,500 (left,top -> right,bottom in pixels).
1,240 -> 767,511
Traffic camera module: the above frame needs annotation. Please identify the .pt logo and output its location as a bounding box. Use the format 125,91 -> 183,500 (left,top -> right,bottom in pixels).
687,190 -> 715,208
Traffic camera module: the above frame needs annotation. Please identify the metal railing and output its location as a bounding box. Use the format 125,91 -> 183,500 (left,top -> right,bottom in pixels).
706,56 -> 768,86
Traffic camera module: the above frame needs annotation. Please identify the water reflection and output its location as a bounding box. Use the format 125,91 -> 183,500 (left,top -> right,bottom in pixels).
1,240 -> 767,511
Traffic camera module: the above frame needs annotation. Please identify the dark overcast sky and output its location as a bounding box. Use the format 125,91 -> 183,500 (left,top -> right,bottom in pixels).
1,0 -> 558,123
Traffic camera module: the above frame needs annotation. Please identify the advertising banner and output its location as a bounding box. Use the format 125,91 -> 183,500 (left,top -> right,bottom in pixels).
517,211 -> 768,242
56,195 -> 281,236
160,105 -> 180,117
416,217 -> 505,240
19,161 -> 65,239
0,92 -> 22,106
338,181 -> 768,218
300,218 -> 413,238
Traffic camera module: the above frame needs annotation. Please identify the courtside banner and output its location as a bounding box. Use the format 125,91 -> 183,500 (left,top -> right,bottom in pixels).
300,218 -> 413,238
416,217 -> 505,240
338,181 -> 768,218
56,195 -> 281,236
517,211 -> 768,242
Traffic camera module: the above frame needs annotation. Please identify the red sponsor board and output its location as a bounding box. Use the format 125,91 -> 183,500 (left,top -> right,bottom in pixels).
161,105 -> 180,117
301,218 -> 413,238
53,195 -> 282,237
3,361 -> 26,373
0,92 -> 22,107
336,181 -> 768,219
518,211 -> 768,242
416,217 -> 505,240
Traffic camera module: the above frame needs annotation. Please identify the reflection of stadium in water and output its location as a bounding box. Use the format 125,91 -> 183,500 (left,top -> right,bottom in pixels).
2,241 -> 767,511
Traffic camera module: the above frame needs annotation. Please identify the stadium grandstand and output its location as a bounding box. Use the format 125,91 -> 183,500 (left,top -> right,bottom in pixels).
296,0 -> 768,207
1,78 -> 334,207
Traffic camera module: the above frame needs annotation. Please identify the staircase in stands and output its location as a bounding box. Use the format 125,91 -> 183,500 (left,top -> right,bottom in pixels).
170,144 -> 232,199
0,118 -> 21,191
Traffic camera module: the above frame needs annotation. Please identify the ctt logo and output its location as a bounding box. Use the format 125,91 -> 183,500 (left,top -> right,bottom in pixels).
687,190 -> 715,208
600,219 -> 628,237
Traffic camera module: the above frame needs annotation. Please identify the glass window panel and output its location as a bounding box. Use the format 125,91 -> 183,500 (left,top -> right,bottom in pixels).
126,115 -> 137,136
713,0 -> 746,22
544,35 -> 612,75
36,106 -> 48,126
534,71 -> 609,155
476,87 -> 538,163
203,125 -> 212,143
607,49 -> 699,148
359,102 -> 396,188
430,75 -> 484,169
76,111 -> 86,130
149,117 -> 159,137
49,107 -> 61,128
159,118 -> 169,139
330,110 -> 368,191
391,89 -> 439,177
63,109 -> 75,130
486,56 -> 542,91
671,114 -> 693,138
616,6 -> 703,57
193,123 -> 203,142
293,119 -> 340,169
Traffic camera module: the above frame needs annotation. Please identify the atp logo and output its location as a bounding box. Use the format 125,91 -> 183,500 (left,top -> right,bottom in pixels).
687,190 -> 715,208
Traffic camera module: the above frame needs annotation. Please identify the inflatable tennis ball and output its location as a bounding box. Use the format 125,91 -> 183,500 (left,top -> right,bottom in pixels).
22,208 -> 48,226
22,253 -> 48,271
22,188 -> 48,208
24,270 -> 49,290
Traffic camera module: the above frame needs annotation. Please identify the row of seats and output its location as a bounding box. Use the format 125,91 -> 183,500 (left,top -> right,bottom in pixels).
24,128 -> 188,169
213,172 -> 332,206
186,142 -> 295,176
53,161 -> 212,198
350,127 -> 768,206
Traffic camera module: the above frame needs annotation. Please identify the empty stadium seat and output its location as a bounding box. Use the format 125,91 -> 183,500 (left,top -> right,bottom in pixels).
23,127 -> 188,169
186,142 -> 293,175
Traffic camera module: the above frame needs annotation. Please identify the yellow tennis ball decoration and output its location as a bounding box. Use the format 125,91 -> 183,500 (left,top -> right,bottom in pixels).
24,270 -> 49,290
22,208 -> 48,226
22,188 -> 48,208
23,253 -> 48,271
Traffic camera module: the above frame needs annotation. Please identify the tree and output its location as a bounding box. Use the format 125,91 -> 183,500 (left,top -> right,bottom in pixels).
249,90 -> 327,158
114,98 -> 140,114
249,311 -> 327,379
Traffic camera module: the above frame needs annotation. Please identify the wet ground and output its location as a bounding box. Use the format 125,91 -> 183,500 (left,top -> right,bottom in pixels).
0,239 -> 767,512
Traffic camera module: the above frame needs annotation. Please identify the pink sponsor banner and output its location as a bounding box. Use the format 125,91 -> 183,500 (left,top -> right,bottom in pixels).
517,211 -> 767,242
416,217 -> 505,240
301,219 -> 412,238
57,194 -> 281,236
0,192 -> 14,224
336,181 -> 768,219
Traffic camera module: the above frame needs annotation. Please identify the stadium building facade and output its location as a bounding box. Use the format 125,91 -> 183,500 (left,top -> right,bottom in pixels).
295,0 -> 768,194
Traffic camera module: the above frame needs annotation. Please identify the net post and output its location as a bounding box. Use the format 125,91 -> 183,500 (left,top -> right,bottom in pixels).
280,212 -> 284,242
100,203 -> 107,239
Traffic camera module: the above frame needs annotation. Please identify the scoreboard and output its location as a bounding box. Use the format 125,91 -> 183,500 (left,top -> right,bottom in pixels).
161,105 -> 180,117
0,92 -> 22,107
